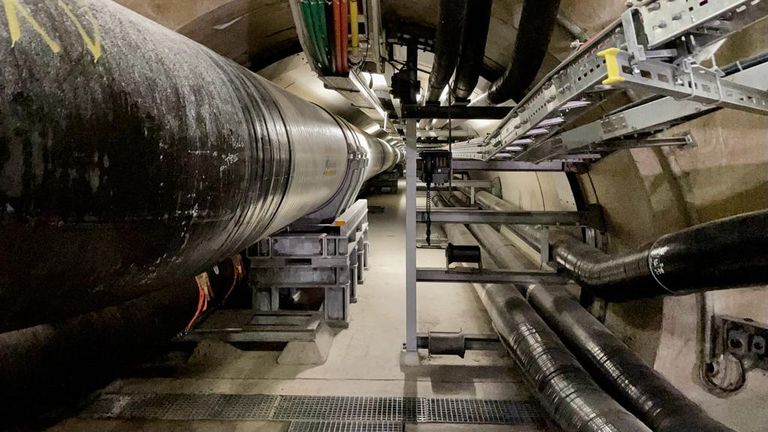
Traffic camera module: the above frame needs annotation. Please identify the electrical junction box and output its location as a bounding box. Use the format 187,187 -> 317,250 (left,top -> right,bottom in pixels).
418,150 -> 452,186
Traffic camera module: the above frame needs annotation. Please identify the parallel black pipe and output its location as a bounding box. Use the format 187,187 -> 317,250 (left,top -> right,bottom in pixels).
436,203 -> 651,432
474,192 -> 768,301
458,199 -> 737,432
524,285 -> 736,432
451,0 -> 493,102
426,0 -> 467,103
486,0 -> 561,105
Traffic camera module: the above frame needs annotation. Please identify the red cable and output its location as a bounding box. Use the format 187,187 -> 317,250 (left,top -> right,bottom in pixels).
222,256 -> 243,304
340,0 -> 349,73
332,0 -> 343,73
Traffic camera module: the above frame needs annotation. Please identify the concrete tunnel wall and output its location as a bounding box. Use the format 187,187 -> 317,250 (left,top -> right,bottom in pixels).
96,1 -> 768,430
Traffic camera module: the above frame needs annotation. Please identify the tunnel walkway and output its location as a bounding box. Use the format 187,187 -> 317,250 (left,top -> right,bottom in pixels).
50,183 -> 551,431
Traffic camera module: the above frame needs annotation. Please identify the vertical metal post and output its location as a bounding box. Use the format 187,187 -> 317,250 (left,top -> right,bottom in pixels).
400,39 -> 420,360
405,119 -> 418,353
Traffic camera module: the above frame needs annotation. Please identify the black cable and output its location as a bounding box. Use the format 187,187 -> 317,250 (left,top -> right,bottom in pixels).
426,182 -> 432,245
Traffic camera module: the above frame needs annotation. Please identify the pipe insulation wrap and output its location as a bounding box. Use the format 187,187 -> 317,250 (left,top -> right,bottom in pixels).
0,1 -> 398,333
452,0 -> 493,102
473,191 -> 768,300
524,285 -> 736,432
460,205 -> 736,432
435,202 -> 651,432
426,0 -> 467,103
487,0 -> 561,104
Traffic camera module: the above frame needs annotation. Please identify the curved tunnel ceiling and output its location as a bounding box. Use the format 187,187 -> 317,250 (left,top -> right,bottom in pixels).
115,0 -> 627,125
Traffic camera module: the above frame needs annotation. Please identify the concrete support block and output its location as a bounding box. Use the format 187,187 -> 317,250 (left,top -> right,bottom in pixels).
277,321 -> 335,365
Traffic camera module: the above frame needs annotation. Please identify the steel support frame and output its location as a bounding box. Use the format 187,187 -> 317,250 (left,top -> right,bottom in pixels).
467,0 -> 768,162
517,61 -> 768,162
405,119 -> 418,354
415,207 -> 604,228
416,267 -> 567,285
451,159 -> 582,172
249,200 -> 370,328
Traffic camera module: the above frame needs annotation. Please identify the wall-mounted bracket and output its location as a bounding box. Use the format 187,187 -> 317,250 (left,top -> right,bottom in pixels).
468,0 -> 768,163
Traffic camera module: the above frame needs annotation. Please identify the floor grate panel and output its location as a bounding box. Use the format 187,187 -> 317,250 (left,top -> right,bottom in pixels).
81,393 -> 547,427
273,396 -> 404,421
287,420 -> 404,432
418,398 -> 545,425
81,393 -> 279,420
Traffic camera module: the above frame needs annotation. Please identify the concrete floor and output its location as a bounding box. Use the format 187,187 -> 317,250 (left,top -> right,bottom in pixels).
50,184 -> 543,431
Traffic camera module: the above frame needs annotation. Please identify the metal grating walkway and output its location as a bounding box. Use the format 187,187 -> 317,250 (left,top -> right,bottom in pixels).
81,393 -> 547,428
287,420 -> 404,432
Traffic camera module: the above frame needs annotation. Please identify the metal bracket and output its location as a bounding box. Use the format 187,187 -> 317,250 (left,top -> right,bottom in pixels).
463,0 -> 768,162
417,332 -> 502,358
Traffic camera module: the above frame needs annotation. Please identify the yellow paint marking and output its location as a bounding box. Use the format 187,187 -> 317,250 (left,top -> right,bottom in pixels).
58,0 -> 102,62
3,0 -> 61,53
597,47 -> 625,86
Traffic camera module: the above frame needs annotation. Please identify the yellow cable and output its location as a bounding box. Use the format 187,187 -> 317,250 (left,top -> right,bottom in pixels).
349,0 -> 359,57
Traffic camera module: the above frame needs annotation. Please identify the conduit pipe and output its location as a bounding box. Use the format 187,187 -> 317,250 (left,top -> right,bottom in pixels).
460,208 -> 736,432
473,191 -> 768,301
432,198 -> 651,432
0,0 -> 398,390
340,0 -> 350,73
426,0 -> 467,103
333,0 -> 343,72
525,285 -> 736,432
486,0 -> 561,104
452,0 -> 493,102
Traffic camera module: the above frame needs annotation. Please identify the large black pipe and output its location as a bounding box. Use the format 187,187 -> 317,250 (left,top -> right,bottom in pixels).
486,0 -> 561,105
0,280 -> 198,419
0,0 -> 398,419
474,192 -> 768,301
0,0 -> 396,333
435,202 -> 651,432
456,200 -> 736,432
524,285 -> 736,432
425,0 -> 467,103
451,0 -> 493,102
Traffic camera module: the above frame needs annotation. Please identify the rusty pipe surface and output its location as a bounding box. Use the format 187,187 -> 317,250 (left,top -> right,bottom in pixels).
0,0 -> 395,331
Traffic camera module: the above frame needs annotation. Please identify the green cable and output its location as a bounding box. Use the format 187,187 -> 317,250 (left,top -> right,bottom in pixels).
312,0 -> 333,73
300,1 -> 321,68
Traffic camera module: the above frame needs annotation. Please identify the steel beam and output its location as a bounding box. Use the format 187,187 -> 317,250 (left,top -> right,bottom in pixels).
416,180 -> 491,189
416,207 -> 604,228
416,267 -> 567,284
519,62 -> 768,162
472,0 -> 768,162
416,333 -> 502,351
451,159 -> 581,172
402,104 -> 513,120
405,119 -> 418,353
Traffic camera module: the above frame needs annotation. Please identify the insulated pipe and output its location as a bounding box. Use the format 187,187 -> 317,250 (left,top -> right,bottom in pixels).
474,191 -> 768,301
0,0 -> 397,333
435,206 -> 651,432
0,279 -> 198,418
459,202 -> 736,432
349,0 -> 359,57
426,0 -> 467,103
333,0 -> 343,72
486,0 -> 561,105
451,0 -> 493,102
525,285 -> 736,432
340,0 -> 350,73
